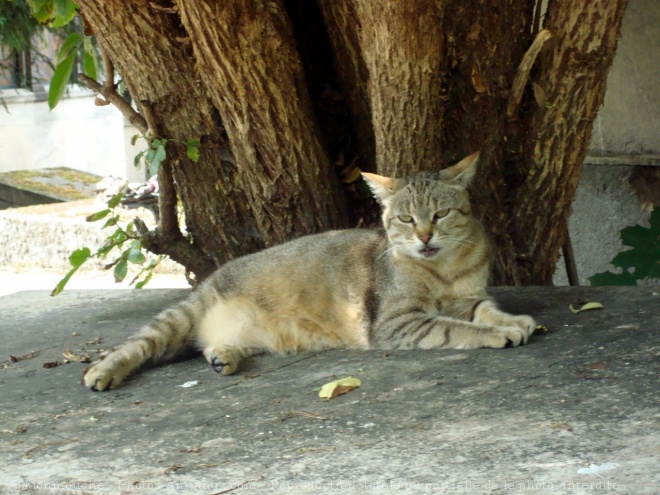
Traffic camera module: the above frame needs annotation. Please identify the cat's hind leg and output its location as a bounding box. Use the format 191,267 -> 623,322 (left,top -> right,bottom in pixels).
197,296 -> 268,376
82,298 -> 202,391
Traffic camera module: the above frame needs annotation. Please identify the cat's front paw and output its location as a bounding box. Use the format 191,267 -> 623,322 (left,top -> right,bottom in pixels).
495,325 -> 530,348
508,314 -> 537,338
82,356 -> 126,391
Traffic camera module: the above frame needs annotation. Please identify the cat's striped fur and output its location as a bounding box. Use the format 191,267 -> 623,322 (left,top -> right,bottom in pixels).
83,152 -> 536,391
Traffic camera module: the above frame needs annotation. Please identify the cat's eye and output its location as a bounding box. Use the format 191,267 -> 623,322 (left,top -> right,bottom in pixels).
397,214 -> 414,223
433,209 -> 450,221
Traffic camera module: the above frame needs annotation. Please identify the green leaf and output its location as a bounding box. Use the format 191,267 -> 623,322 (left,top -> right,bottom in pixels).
107,192 -> 123,209
48,52 -> 76,110
589,207 -> 660,285
131,134 -> 140,146
69,246 -> 91,268
134,151 -> 144,168
101,214 -> 119,229
29,0 -> 54,24
56,32 -> 81,64
588,270 -> 637,286
127,246 -> 146,265
51,265 -> 78,296
186,138 -> 200,162
85,209 -> 110,222
135,271 -> 153,289
114,259 -> 128,282
110,228 -> 127,245
146,140 -> 167,175
83,49 -> 97,80
50,0 -> 78,28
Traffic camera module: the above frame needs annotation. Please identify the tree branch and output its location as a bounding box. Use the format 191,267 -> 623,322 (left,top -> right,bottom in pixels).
139,100 -> 159,137
156,159 -> 180,237
134,158 -> 216,280
506,29 -> 552,118
562,227 -> 580,286
78,73 -> 148,134
100,48 -> 115,92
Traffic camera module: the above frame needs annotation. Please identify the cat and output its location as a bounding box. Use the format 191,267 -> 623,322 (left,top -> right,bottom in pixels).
83,152 -> 537,391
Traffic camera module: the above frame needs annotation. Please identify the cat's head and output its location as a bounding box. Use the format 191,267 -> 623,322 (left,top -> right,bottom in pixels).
362,152 -> 480,262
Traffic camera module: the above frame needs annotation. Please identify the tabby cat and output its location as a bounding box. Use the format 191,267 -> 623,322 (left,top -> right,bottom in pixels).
83,152 -> 536,391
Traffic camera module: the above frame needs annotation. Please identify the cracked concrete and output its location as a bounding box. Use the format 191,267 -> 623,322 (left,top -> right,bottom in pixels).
1,287 -> 658,495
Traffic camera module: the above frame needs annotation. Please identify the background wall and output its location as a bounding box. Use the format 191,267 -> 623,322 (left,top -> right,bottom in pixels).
0,87 -> 145,182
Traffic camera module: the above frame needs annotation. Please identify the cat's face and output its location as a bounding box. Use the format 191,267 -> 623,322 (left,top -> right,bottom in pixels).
382,177 -> 474,261
362,153 -> 479,262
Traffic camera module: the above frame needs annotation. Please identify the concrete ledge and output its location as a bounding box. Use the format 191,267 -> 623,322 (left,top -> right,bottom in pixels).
1,287 -> 658,494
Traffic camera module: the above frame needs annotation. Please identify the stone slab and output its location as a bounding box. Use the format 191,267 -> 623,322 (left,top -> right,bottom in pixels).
0,287 -> 658,495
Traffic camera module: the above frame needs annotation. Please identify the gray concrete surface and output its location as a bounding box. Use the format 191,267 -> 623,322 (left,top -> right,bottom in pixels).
1,287 -> 658,495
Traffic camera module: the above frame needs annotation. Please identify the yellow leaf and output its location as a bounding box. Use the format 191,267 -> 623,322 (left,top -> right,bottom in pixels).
318,377 -> 361,399
569,302 -> 604,314
532,82 -> 546,107
471,66 -> 486,93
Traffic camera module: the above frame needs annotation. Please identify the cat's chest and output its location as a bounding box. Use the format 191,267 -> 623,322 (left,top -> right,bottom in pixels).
403,275 -> 485,311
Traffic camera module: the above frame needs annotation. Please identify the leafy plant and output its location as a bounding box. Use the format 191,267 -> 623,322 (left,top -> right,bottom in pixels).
52,135 -> 201,295
26,0 -> 101,109
589,207 -> 660,286
132,135 -> 200,173
51,192 -> 165,296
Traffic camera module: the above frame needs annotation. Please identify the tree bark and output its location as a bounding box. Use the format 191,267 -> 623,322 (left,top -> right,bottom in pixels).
438,0 -> 537,285
357,0 -> 446,177
71,0 -> 629,286
317,0 -> 376,172
178,0 -> 348,245
513,0 -> 629,284
76,0 -> 266,278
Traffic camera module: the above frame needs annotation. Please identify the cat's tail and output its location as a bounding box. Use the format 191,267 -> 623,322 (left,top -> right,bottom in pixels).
82,289 -> 215,391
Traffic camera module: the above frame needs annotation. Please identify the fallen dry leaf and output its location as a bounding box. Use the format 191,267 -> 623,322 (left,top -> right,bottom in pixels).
569,302 -> 604,314
42,361 -> 64,369
62,349 -> 91,363
9,351 -> 37,363
318,377 -> 361,399
180,447 -> 201,453
164,464 -> 184,475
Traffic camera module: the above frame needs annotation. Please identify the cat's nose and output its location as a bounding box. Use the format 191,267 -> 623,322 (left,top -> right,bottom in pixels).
418,234 -> 432,244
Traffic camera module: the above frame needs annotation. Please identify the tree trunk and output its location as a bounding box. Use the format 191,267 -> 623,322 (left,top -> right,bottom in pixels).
512,0 -> 629,284
72,0 -> 628,285
77,0 -> 267,278
178,0 -> 348,244
321,0 -> 446,176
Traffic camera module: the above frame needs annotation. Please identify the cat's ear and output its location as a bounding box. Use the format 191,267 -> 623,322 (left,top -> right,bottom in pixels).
362,172 -> 401,202
441,152 -> 479,187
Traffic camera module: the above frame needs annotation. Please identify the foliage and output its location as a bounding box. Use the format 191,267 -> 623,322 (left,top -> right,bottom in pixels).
27,0 -> 77,28
589,207 -> 660,286
51,137 -> 199,295
0,0 -> 42,52
133,135 -> 200,174
51,192 -> 165,296
24,0 -> 100,109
